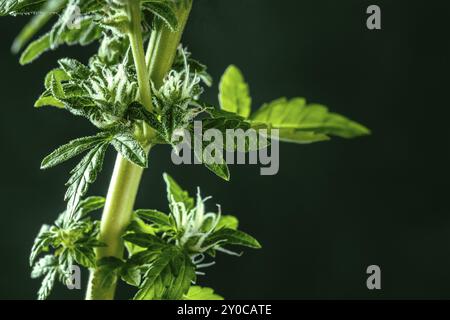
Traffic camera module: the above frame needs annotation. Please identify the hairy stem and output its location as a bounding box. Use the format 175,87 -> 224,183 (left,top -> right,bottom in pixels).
146,1 -> 193,88
85,154 -> 147,300
129,0 -> 153,112
85,0 -> 193,300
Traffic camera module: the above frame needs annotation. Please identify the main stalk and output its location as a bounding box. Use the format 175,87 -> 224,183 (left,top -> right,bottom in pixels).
85,0 -> 193,300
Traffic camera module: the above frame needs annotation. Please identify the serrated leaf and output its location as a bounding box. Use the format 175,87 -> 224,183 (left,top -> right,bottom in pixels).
134,247 -> 180,300
95,257 -> 125,290
251,98 -> 371,140
34,93 -> 65,108
127,102 -> 165,137
135,209 -> 172,228
58,58 -> 91,79
142,0 -> 178,31
44,68 -> 69,89
193,143 -> 230,181
134,247 -> 194,300
49,72 -> 66,100
123,233 -> 164,248
72,246 -> 96,268
163,173 -> 194,210
65,142 -> 109,218
37,269 -> 57,300
127,213 -> 157,236
111,132 -> 148,168
201,107 -> 269,152
206,228 -> 261,249
41,132 -> 112,169
127,248 -> 163,266
30,225 -> 53,266
19,33 -> 50,65
31,255 -> 59,300
19,11 -> 102,65
219,65 -> 252,118
1,0 -> 47,16
121,265 -> 142,287
205,162 -> 230,181
268,129 -> 330,144
31,255 -> 56,279
165,253 -> 195,299
11,0 -> 65,53
184,286 -> 224,300
97,257 -> 124,270
76,196 -> 106,218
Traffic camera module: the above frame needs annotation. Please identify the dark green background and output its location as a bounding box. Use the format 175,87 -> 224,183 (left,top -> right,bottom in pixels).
0,0 -> 449,299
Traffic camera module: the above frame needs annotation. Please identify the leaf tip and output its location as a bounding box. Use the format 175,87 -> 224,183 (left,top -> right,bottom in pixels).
11,37 -> 22,55
40,160 -> 49,170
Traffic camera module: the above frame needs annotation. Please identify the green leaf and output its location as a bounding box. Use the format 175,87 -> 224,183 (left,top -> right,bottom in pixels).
202,107 -> 268,152
127,248 -> 162,266
205,162 -> 230,182
266,129 -> 330,144
19,11 -> 102,65
37,269 -> 57,300
123,233 -> 165,248
72,246 -> 96,268
127,102 -> 165,137
165,252 -> 195,300
65,142 -> 109,217
217,215 -> 239,230
121,265 -> 142,287
142,0 -> 178,31
12,12 -> 51,53
11,0 -> 65,53
31,255 -> 59,300
44,68 -> 70,89
135,209 -> 172,228
184,286 -> 224,300
49,72 -> 66,100
127,213 -> 157,236
219,65 -> 252,118
34,93 -> 65,108
193,140 -> 231,181
250,98 -> 371,141
1,0 -> 48,16
134,246 -> 180,300
30,225 -> 53,266
76,196 -> 106,218
111,132 -> 148,168
41,132 -> 112,169
19,33 -> 50,65
95,257 -> 125,290
31,255 -> 56,279
163,173 -> 194,210
58,58 -> 91,80
206,228 -> 261,249
134,247 -> 195,300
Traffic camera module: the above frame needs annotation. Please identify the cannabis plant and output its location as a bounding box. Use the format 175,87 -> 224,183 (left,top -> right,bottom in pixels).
0,0 -> 369,300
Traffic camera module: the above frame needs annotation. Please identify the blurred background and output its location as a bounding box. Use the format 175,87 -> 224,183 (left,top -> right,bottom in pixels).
0,0 -> 449,299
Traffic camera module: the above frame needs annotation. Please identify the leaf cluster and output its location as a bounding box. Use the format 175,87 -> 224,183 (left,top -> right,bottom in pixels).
30,196 -> 106,299
1,0 -> 183,64
97,173 -> 260,300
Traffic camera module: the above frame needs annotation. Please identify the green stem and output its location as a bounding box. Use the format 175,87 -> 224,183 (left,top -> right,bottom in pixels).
85,0 -> 193,300
146,1 -> 193,88
85,153 -> 147,300
128,0 -> 153,112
